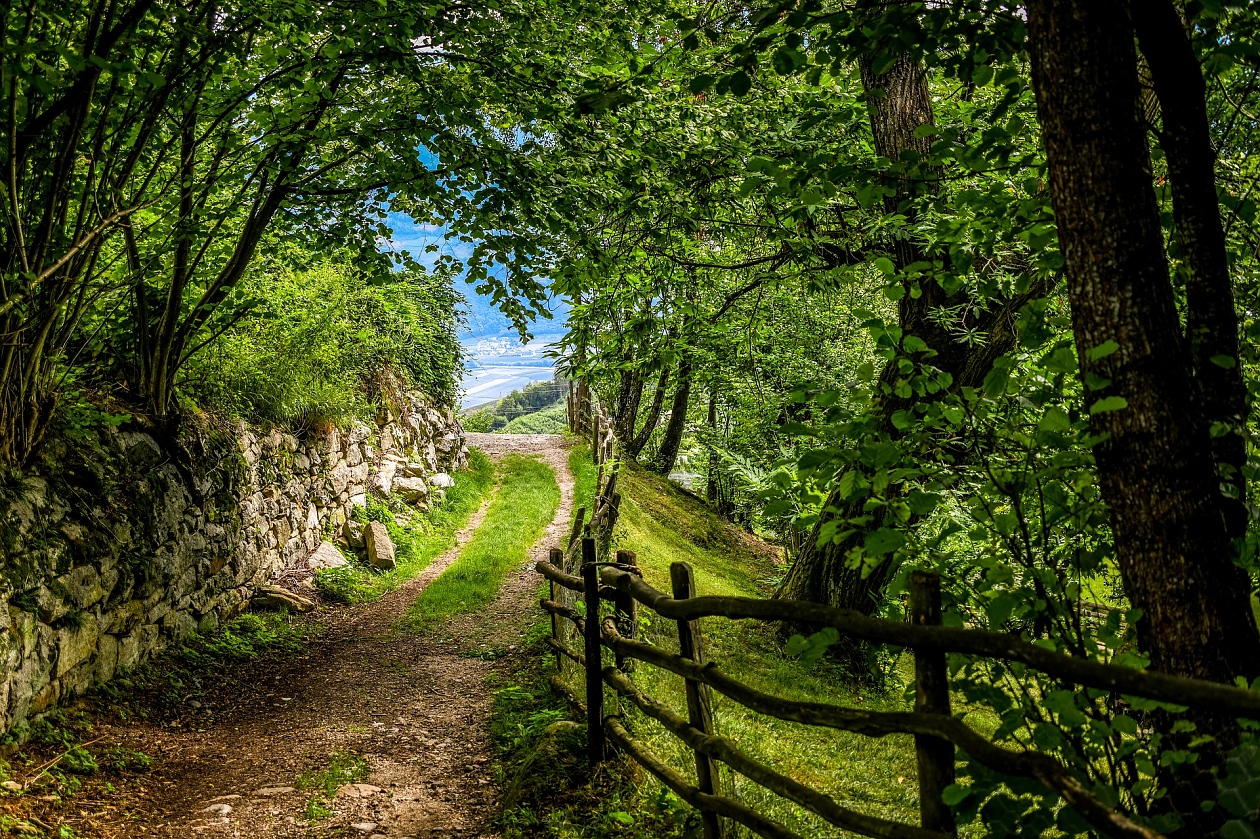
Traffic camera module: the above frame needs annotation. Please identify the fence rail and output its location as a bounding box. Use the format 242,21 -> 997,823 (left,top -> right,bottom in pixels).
532,540 -> 1260,839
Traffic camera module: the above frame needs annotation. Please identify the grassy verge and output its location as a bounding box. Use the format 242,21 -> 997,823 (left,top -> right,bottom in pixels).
297,750 -> 369,823
316,448 -> 495,603
567,444 -> 597,536
500,459 -> 922,838
406,454 -> 560,630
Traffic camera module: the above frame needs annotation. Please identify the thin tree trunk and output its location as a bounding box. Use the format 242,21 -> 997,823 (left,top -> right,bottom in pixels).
651,357 -> 691,476
1134,4 -> 1250,539
614,368 -> 644,445
1026,2 -> 1260,830
628,364 -> 669,460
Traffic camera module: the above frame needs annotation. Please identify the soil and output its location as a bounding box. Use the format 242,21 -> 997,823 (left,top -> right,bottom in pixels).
42,434 -> 574,839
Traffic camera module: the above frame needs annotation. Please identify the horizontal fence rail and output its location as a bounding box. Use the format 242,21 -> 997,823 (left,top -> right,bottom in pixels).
532,541 -> 1260,839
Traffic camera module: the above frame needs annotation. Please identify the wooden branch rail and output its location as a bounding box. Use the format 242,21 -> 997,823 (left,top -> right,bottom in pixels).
535,540 -> 1200,839
597,567 -> 1260,720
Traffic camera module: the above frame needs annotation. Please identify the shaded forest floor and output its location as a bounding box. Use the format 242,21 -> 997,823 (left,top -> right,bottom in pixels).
8,434 -> 574,839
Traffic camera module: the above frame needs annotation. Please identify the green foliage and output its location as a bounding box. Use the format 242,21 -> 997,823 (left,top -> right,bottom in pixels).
297,750 -> 369,823
462,379 -> 568,433
502,402 -> 568,434
314,449 -> 495,604
185,259 -> 462,426
407,454 -> 560,629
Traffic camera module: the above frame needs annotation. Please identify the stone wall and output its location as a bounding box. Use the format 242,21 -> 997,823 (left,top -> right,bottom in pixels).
0,393 -> 465,735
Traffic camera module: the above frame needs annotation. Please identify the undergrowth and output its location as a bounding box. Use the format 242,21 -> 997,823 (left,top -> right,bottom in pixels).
315,448 -> 494,604
406,453 -> 559,630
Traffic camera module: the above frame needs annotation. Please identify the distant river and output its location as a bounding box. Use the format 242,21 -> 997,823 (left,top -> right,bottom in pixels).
459,334 -> 562,409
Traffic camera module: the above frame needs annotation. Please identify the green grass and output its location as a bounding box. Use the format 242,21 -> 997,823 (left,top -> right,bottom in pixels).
315,448 -> 495,603
406,454 -> 560,629
485,445 -> 918,838
568,444 -> 598,536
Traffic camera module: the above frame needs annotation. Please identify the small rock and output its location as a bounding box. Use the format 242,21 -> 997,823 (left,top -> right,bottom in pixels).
203,803 -> 233,816
337,783 -> 384,798
250,585 -> 316,613
364,522 -> 396,571
350,824 -> 379,834
369,835 -> 389,839
254,786 -> 296,796
429,472 -> 455,489
2,780 -> 22,792
307,540 -> 349,571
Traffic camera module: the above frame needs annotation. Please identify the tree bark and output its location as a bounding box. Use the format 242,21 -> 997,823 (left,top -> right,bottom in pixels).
614,368 -> 645,446
1026,1 -> 1260,829
628,364 -> 669,460
1134,3 -> 1250,539
651,357 -> 691,476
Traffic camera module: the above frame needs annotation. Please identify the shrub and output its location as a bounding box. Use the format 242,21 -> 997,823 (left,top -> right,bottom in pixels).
182,258 -> 462,426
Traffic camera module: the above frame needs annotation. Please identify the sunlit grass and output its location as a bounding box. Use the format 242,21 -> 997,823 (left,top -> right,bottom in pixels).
314,448 -> 495,604
555,463 -> 923,838
406,454 -> 560,629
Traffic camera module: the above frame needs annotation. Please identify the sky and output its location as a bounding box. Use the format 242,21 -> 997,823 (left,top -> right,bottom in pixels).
383,210 -> 567,407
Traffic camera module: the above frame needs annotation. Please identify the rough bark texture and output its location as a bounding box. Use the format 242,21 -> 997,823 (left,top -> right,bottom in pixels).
614,369 -> 645,447
1134,3 -> 1250,538
1026,1 -> 1260,829
651,357 -> 691,476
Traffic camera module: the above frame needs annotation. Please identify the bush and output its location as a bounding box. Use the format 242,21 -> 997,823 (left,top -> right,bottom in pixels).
182,259 -> 462,426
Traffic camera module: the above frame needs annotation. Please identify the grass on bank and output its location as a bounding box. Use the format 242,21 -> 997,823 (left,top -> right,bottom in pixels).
493,451 -> 923,839
316,448 -> 495,604
406,453 -> 560,630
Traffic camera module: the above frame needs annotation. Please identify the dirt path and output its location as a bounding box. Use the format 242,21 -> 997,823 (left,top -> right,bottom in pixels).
81,433 -> 573,839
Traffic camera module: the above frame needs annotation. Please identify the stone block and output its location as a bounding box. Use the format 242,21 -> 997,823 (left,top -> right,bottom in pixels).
364,523 -> 396,571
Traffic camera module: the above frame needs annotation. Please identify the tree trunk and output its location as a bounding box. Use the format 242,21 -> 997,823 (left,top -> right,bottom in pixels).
1026,1 -> 1260,829
651,357 -> 691,475
628,364 -> 669,460
1134,4 -> 1250,539
614,368 -> 645,446
776,48 -> 1053,675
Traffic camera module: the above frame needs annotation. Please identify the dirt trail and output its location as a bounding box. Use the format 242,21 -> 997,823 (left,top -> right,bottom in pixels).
81,433 -> 573,839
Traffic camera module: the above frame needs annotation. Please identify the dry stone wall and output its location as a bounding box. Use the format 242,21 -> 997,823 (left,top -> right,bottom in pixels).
0,393 -> 465,736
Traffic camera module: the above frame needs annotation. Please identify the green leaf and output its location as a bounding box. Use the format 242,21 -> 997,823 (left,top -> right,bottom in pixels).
1211,354 -> 1238,369
864,528 -> 906,556
873,257 -> 896,276
689,75 -> 715,94
1090,396 -> 1129,414
1086,339 -> 1120,361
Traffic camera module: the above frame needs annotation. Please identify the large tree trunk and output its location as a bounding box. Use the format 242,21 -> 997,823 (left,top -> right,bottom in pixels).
1026,2 -> 1260,830
651,357 -> 691,475
613,368 -> 645,445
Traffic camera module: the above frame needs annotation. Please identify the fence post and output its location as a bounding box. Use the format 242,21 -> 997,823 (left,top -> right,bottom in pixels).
550,547 -> 564,673
568,507 -> 586,551
909,571 -> 956,834
581,538 -> 605,764
591,413 -> 600,463
671,562 -> 724,839
612,550 -> 638,672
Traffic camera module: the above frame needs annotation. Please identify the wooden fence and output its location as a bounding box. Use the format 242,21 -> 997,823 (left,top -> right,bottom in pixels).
566,379 -> 620,553
534,539 -> 1260,839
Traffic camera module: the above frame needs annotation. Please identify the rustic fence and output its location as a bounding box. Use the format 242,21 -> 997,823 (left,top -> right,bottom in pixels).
566,379 -> 620,554
534,539 -> 1260,839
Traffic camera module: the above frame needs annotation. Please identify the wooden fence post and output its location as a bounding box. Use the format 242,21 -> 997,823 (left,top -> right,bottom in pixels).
582,538 -> 605,764
550,547 -> 564,673
909,571 -> 956,834
568,507 -> 586,551
592,413 -> 601,463
612,550 -> 639,672
671,562 -> 724,839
